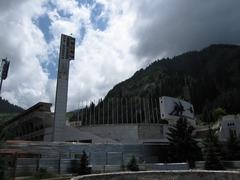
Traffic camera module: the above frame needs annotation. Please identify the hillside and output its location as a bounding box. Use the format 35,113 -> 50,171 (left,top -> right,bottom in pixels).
0,97 -> 24,113
106,44 -> 240,115
70,44 -> 240,123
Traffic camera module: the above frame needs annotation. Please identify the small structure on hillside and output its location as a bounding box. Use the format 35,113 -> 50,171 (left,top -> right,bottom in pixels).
219,114 -> 240,142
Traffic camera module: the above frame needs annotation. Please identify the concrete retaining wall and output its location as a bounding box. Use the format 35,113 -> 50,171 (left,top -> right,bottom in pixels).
145,163 -> 189,170
78,124 -> 168,144
72,170 -> 240,180
15,158 -> 73,176
15,158 -> 189,176
223,161 -> 240,169
79,125 -> 139,143
195,161 -> 240,170
14,158 -> 240,177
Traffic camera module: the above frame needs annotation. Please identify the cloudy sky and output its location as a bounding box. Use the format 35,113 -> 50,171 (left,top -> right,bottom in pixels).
0,0 -> 240,111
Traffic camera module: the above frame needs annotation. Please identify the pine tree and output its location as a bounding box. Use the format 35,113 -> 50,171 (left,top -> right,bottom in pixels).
78,151 -> 91,175
212,107 -> 226,122
225,130 -> 240,160
127,156 -> 139,171
204,128 -> 224,170
167,117 -> 201,168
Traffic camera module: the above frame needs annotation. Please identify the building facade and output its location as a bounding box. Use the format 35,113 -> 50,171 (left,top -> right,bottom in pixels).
0,102 -> 53,141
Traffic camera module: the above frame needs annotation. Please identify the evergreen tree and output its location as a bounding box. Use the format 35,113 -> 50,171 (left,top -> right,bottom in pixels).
167,117 -> 201,168
212,107 -> 226,122
78,151 -> 91,175
225,130 -> 240,160
127,156 -> 139,171
0,97 -> 24,113
204,128 -> 224,170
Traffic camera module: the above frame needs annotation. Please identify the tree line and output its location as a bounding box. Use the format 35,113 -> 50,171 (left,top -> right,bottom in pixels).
167,117 -> 240,169
0,97 -> 23,113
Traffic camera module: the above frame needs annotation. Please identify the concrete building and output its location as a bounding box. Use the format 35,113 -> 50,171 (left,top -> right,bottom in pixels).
219,114 -> 240,142
0,102 -> 124,143
1,96 -> 196,144
0,97 -> 197,176
0,34 -> 201,177
66,96 -> 196,144
0,102 -> 53,141
2,140 -> 168,176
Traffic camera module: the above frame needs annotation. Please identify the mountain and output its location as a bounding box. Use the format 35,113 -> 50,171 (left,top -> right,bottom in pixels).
70,44 -> 240,123
0,97 -> 24,113
105,44 -> 240,115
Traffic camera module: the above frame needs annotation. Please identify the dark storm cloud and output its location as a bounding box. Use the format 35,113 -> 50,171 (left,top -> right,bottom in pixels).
133,0 -> 240,59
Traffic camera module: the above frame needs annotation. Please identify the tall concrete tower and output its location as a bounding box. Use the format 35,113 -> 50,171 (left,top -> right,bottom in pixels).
52,34 -> 75,141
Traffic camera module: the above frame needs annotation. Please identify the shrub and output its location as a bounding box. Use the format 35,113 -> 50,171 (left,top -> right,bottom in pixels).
78,151 -> 91,175
127,156 -> 139,171
204,128 -> 224,170
167,117 -> 202,168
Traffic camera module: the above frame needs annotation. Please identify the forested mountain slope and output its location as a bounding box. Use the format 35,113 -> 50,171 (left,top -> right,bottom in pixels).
106,44 -> 240,115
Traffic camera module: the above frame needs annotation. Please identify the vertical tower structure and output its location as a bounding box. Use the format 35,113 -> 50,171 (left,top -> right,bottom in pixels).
53,34 -> 75,141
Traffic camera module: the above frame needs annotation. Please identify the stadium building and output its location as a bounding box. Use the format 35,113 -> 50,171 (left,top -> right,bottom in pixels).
0,34 -> 198,176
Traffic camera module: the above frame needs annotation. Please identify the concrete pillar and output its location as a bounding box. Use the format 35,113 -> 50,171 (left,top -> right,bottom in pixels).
53,34 -> 75,141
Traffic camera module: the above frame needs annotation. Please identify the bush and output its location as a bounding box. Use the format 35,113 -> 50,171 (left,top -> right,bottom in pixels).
127,156 -> 139,171
224,130 -> 240,160
204,128 -> 224,170
78,151 -> 91,175
167,117 -> 202,168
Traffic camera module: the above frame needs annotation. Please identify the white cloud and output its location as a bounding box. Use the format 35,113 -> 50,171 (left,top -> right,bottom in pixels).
5,0 -> 238,112
0,0 -> 142,111
64,0 -> 140,110
42,0 -> 142,110
0,0 -> 50,108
